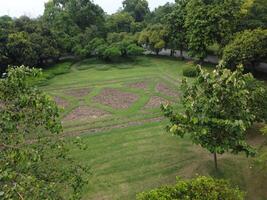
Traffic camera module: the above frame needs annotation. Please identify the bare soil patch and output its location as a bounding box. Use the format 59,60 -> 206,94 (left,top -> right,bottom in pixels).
128,81 -> 148,90
156,82 -> 179,98
145,96 -> 170,108
63,106 -> 109,121
93,88 -> 139,109
54,96 -> 69,108
65,88 -> 90,98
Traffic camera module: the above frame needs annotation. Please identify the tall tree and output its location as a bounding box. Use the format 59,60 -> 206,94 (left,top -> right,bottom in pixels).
165,0 -> 188,58
122,0 -> 150,22
162,65 -> 265,170
185,0 -> 243,61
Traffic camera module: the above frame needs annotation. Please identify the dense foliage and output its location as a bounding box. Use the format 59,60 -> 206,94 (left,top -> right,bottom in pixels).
162,65 -> 266,169
1,0 -> 267,71
0,67 -> 88,199
137,176 -> 244,200
222,29 -> 267,70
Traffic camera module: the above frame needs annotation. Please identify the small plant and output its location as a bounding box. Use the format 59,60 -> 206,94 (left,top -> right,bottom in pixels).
183,66 -> 198,77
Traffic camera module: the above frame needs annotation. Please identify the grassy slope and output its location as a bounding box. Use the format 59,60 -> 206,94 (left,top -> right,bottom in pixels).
41,56 -> 267,200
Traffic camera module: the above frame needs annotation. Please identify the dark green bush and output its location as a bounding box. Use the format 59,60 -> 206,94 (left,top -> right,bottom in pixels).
183,66 -> 198,77
137,176 -> 244,200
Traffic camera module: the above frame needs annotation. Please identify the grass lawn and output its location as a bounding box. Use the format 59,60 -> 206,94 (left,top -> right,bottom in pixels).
40,56 -> 267,200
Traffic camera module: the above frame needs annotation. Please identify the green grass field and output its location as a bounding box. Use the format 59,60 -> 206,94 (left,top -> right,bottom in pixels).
41,56 -> 267,200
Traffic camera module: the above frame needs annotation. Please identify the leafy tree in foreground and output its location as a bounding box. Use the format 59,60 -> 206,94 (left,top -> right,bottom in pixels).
0,66 -> 88,199
137,176 -> 244,200
162,65 -> 266,170
222,29 -> 267,71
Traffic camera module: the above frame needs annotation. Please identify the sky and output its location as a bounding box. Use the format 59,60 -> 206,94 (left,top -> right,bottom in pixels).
0,0 -> 174,18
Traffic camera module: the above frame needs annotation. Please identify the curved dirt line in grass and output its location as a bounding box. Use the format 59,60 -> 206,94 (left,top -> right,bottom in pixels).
63,117 -> 164,137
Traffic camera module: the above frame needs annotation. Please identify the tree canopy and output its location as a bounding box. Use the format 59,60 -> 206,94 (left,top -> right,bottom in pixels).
162,65 -> 266,169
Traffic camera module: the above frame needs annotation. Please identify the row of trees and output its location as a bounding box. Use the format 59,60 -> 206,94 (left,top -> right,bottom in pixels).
139,0 -> 267,71
1,0 -> 266,73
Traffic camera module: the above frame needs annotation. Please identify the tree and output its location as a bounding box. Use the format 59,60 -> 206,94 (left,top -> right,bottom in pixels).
43,0 -> 105,54
165,0 -> 188,58
185,0 -> 243,61
138,24 -> 168,55
162,65 -> 265,170
137,176 -> 244,200
240,0 -> 267,29
0,66 -> 88,199
0,16 -> 14,73
6,32 -> 38,66
145,2 -> 175,24
106,12 -> 135,33
122,0 -> 150,22
222,29 -> 267,71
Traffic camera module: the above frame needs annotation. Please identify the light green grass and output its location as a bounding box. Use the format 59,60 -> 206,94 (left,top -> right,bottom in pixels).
41,56 -> 267,200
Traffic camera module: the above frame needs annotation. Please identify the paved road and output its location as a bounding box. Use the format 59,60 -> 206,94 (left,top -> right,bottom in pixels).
149,49 -> 267,74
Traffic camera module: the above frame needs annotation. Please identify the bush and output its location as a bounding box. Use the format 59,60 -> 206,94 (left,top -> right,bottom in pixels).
137,176 -> 244,200
183,66 -> 198,77
222,29 -> 267,70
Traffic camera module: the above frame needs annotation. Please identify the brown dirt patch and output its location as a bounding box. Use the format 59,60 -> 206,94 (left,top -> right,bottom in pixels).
65,88 -> 90,98
93,88 -> 139,109
54,97 -> 69,108
128,81 -> 148,90
63,106 -> 109,121
145,96 -> 170,108
156,83 -> 179,98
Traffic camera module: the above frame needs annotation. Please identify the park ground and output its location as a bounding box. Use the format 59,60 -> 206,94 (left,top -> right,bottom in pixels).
40,56 -> 267,200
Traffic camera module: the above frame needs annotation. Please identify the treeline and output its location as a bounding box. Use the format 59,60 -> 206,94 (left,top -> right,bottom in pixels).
0,0 -> 267,73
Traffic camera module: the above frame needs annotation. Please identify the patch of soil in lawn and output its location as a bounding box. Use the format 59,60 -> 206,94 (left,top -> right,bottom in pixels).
156,82 -> 179,98
94,88 -> 139,109
145,96 -> 170,108
128,81 -> 148,90
54,96 -> 69,108
63,106 -> 109,121
65,88 -> 90,98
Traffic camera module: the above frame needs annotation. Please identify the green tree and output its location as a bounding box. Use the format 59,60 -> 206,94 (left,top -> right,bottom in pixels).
0,66 -> 88,199
122,0 -> 150,22
7,32 -> 38,66
145,3 -> 175,24
165,0 -> 188,58
185,0 -> 242,61
106,12 -> 135,33
240,0 -> 267,29
0,16 -> 14,73
137,176 -> 244,200
162,65 -> 265,170
138,24 -> 168,55
222,29 -> 267,71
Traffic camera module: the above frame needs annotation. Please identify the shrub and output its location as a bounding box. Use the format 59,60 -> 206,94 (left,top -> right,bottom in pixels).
183,66 -> 198,77
222,29 -> 267,71
137,176 -> 244,200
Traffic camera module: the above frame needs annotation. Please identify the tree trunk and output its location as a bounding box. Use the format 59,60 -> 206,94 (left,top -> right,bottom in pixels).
180,49 -> 184,60
214,152 -> 218,170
